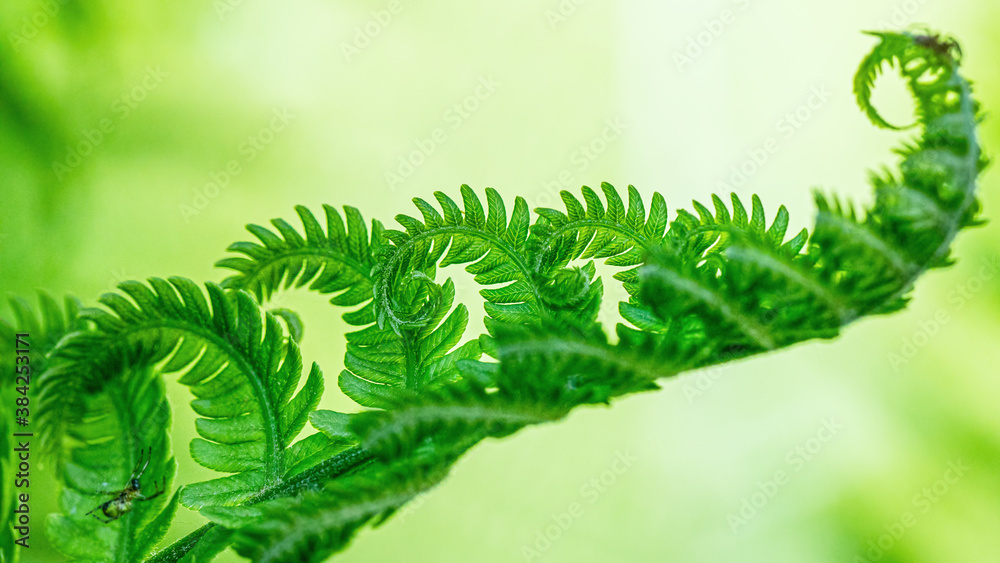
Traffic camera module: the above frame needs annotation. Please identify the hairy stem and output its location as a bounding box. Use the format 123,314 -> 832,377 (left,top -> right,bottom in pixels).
146,446 -> 374,563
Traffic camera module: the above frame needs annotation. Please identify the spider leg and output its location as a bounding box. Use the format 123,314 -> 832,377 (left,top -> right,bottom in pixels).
131,447 -> 152,480
128,448 -> 146,480
86,508 -> 114,524
138,490 -> 164,502
138,479 -> 167,501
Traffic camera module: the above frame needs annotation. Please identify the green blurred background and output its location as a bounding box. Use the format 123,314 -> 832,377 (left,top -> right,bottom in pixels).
2,0 -> 999,561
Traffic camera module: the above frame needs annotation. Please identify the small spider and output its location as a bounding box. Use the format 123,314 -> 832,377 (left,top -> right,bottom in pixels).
85,447 -> 166,524
913,32 -> 962,62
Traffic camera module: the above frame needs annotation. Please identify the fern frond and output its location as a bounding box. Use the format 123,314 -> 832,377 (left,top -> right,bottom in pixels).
346,382 -> 568,462
45,366 -> 179,563
638,29 -> 982,360
529,183 -> 667,281
206,320 -> 705,561
854,31 -> 920,130
4,292 -> 83,352
144,446 -> 376,563
855,29 -> 972,130
340,319 -> 685,466
668,193 -> 806,260
76,28 -> 989,563
304,36 -> 985,556
338,278 -> 483,408
38,278 -> 342,510
218,199 -> 493,410
492,320 -> 697,402
527,183 -> 667,327
374,185 -> 537,328
620,193 -> 809,334
216,205 -> 384,326
215,455 -> 455,563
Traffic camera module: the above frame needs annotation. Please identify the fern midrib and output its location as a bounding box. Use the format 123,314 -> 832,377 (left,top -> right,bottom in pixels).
535,218 -> 657,266
109,319 -> 284,482
400,328 -> 421,392
237,247 -> 373,296
108,382 -> 139,563
892,183 -> 952,227
724,245 -> 855,323
820,211 -> 918,276
642,265 -> 776,349
147,446 -> 375,563
692,69 -> 979,353
847,73 -> 979,323
669,221 -> 857,321
389,224 -> 539,303
499,336 -> 672,386
257,487 -> 423,563
364,404 -> 554,449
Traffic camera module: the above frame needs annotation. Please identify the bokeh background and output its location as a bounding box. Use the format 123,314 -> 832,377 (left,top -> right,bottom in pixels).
2,0 -> 999,561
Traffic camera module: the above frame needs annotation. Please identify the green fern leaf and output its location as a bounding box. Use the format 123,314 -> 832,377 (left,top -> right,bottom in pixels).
527,183 -> 667,327
373,185 -> 538,329
854,29 -> 967,130
528,183 -> 667,274
215,456 -> 452,563
339,278 -> 482,408
38,278 -> 339,510
638,29 -> 982,359
668,193 -> 805,260
45,366 -> 179,563
218,202 -> 492,410
70,28 -> 989,563
216,205 -> 384,326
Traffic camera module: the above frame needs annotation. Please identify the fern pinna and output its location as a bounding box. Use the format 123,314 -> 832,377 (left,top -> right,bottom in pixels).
1,29 -> 983,562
